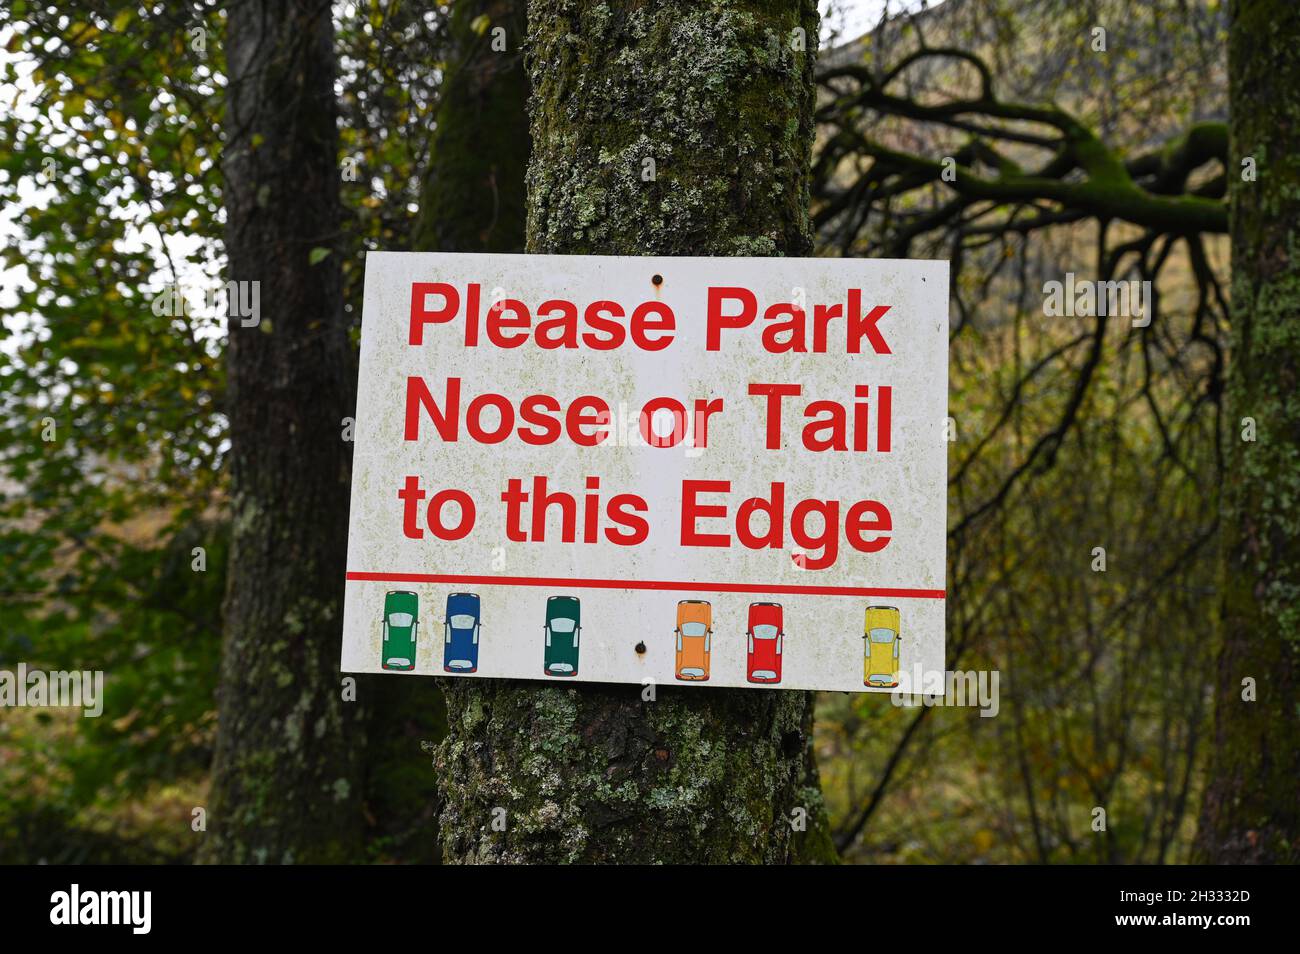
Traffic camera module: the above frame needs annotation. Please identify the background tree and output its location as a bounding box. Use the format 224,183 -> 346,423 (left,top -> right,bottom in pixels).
413,0 -> 529,253
431,0 -> 837,864
200,0 -> 363,864
1195,0 -> 1300,864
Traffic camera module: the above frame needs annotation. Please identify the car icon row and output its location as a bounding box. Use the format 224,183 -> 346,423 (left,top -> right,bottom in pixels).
673,600 -> 901,686
548,597 -> 789,683
380,591 -> 569,676
381,590 -> 481,674
380,591 -> 901,687
672,599 -> 785,683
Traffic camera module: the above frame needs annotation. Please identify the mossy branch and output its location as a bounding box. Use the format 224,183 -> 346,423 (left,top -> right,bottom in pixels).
815,49 -> 1228,240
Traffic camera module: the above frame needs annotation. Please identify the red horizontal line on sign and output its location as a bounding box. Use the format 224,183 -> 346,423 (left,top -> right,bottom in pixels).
345,571 -> 945,599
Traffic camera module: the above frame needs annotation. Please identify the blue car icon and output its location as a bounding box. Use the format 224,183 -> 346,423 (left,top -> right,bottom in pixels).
443,592 -> 481,673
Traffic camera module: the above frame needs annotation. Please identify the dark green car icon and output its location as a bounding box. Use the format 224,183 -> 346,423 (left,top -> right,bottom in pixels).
543,595 -> 580,677
382,590 -> 419,671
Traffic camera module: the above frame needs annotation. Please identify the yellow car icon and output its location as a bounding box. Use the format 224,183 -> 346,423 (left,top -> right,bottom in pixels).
864,605 -> 900,687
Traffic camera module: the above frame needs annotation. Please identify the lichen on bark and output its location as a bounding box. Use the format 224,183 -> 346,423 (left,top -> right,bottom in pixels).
433,0 -> 836,864
435,680 -> 835,863
525,0 -> 818,258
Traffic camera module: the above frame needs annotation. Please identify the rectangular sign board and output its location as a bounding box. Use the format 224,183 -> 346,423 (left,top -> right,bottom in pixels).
341,252 -> 947,692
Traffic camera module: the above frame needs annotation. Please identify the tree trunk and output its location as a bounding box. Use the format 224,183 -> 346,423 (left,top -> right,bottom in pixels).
433,0 -> 837,864
1196,0 -> 1300,863
414,0 -> 530,253
200,0 -> 363,863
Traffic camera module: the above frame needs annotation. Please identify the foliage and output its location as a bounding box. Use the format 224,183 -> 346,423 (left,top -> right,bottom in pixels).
0,0 -> 451,862
0,0 -> 1245,864
0,1 -> 227,861
812,0 -> 1228,863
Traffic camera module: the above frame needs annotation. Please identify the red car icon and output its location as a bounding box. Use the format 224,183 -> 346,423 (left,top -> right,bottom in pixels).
746,602 -> 784,684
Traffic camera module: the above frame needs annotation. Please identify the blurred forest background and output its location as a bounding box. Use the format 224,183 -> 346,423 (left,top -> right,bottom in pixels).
0,0 -> 1244,863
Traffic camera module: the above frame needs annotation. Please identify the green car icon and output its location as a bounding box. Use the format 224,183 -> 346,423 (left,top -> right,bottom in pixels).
382,590 -> 419,671
543,595 -> 581,677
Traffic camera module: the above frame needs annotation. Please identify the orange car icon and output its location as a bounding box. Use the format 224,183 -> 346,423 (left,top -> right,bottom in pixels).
674,600 -> 712,681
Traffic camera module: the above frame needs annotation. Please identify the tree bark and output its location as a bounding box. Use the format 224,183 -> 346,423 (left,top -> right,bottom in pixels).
1195,0 -> 1300,863
200,0 -> 363,863
433,0 -> 837,864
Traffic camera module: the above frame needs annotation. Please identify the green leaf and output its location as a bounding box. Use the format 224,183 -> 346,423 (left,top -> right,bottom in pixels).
308,247 -> 332,265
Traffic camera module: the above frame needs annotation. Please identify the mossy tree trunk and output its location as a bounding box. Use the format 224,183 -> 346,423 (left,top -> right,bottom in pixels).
201,0 -> 364,863
1195,0 -> 1300,863
433,0 -> 837,864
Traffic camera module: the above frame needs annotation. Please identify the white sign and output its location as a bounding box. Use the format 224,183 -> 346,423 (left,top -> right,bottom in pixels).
341,252 -> 948,692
